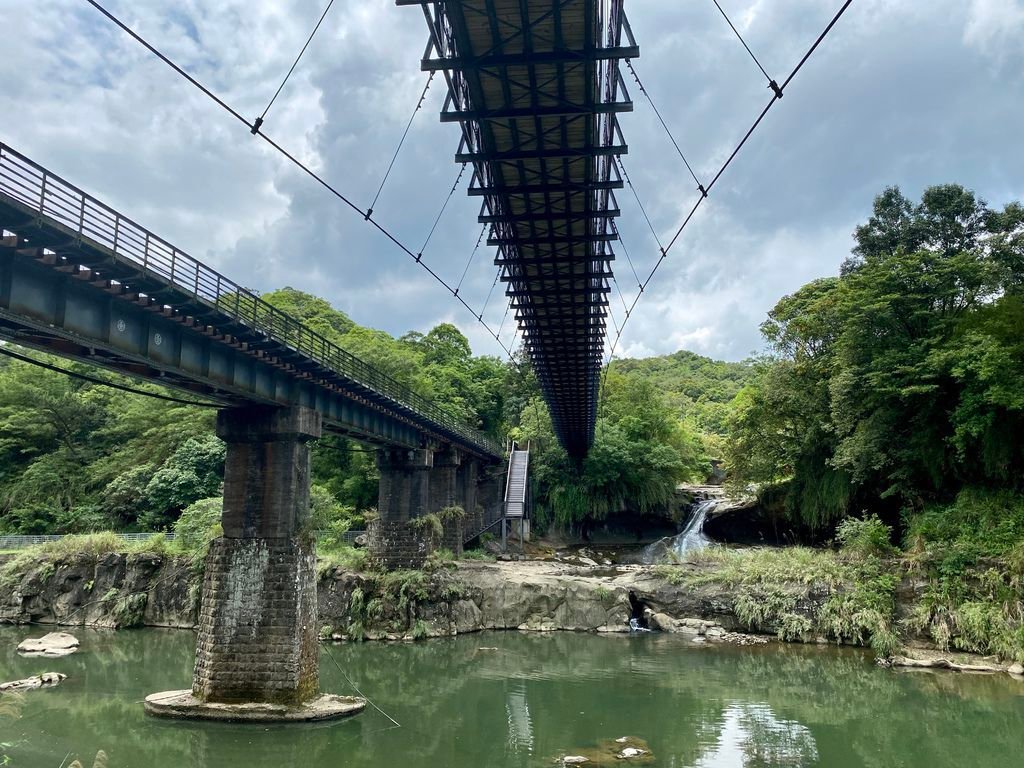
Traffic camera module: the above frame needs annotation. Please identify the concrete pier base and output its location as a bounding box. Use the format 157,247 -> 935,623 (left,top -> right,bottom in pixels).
144,691 -> 366,723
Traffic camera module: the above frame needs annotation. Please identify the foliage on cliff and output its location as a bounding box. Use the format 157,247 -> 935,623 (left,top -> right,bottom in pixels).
727,185 -> 1024,528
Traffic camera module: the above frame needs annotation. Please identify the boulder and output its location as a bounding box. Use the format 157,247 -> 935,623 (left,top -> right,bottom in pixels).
354,534 -> 368,548
618,747 -> 647,759
0,671 -> 66,691
563,757 -> 590,765
1007,662 -> 1023,676
647,612 -> 677,632
17,631 -> 79,657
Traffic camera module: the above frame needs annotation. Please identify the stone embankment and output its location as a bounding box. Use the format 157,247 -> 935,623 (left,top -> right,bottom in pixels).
0,555 -> 826,638
2,553 -> 1022,678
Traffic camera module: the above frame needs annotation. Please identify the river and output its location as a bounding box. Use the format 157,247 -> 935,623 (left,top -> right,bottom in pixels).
1,627 -> 1021,767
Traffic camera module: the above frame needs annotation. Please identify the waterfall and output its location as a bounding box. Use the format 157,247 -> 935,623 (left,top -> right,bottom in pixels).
638,498 -> 718,564
671,498 -> 716,557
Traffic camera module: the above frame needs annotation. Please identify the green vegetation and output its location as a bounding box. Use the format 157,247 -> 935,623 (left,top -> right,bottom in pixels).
656,519 -> 901,656
0,287 -> 509,536
613,349 -> 753,436
727,185 -> 1023,529
704,184 -> 1024,658
518,370 -> 707,531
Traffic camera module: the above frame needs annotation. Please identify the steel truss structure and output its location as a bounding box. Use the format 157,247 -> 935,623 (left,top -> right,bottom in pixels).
400,0 -> 637,458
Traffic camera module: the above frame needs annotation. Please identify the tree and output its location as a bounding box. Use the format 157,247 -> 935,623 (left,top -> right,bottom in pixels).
522,371 -> 704,531
728,184 -> 1024,529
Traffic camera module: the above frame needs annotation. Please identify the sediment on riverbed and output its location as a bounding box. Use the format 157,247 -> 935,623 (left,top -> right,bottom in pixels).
1,551 -> 1021,676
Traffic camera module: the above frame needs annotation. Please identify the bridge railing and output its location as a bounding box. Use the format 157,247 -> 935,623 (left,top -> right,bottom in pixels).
0,143 -> 501,457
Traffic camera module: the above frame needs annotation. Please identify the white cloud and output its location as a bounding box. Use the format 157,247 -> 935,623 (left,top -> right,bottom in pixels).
2,0 -> 1022,364
964,0 -> 1024,54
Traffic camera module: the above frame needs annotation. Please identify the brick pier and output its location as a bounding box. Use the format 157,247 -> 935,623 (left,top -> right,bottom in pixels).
192,406 -> 321,704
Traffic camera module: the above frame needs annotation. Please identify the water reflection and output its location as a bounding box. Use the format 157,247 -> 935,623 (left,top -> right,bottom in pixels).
694,703 -> 818,768
0,627 -> 1021,768
505,682 -> 534,753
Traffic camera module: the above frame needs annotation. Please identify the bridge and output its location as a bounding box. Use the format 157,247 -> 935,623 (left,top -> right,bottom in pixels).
0,141 -> 508,716
403,0 -> 635,457
0,0 -> 637,723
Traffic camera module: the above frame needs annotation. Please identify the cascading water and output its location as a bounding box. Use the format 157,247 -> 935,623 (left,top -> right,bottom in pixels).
638,498 -> 718,564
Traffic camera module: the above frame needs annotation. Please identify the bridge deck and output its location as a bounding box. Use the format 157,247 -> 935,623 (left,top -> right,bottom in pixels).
0,143 -> 501,460
403,0 -> 636,457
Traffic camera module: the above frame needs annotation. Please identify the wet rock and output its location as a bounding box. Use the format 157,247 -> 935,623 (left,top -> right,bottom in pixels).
647,612 -> 677,632
0,671 -> 66,691
17,631 -> 79,657
617,747 -> 647,759
562,757 -> 590,765
890,653 -> 1004,673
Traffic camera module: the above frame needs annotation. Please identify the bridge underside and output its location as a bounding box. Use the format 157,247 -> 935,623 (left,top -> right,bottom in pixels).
404,0 -> 637,457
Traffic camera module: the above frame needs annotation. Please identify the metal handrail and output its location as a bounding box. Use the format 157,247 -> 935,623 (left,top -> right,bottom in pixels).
0,142 -> 501,457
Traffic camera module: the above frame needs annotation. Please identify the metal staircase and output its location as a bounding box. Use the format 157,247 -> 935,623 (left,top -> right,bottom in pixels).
502,442 -> 530,552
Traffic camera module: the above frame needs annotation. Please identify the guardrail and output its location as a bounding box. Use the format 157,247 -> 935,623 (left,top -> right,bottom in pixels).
0,531 -> 369,550
0,533 -> 175,550
0,142 -> 502,458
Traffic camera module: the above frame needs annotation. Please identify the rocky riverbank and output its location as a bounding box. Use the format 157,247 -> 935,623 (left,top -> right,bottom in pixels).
2,548 -> 1022,677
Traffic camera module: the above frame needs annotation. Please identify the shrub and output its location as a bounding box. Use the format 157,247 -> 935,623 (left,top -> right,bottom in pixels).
836,515 -> 896,558
173,498 -> 222,554
410,513 -> 443,544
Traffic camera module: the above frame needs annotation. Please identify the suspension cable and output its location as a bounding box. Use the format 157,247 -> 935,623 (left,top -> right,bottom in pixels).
455,224 -> 488,296
601,0 -> 855,397
0,345 -> 222,408
81,1 -> 514,357
254,0 -> 336,131
478,269 -> 501,321
624,58 -> 704,193
418,163 -> 466,257
710,0 -> 780,96
367,72 -> 436,218
616,156 -> 665,254
609,218 -> 642,290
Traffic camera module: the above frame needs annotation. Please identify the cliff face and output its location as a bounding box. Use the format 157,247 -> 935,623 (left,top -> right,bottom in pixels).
0,552 -> 197,628
0,556 -> 828,640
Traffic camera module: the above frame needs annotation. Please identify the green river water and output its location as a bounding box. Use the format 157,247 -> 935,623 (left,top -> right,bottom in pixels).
1,627 -> 1022,767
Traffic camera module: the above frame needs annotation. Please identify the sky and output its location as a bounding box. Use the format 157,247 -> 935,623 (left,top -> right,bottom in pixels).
2,0 -> 1022,362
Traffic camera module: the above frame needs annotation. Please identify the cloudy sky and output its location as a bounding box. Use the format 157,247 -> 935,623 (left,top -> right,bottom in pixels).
2,0 -> 1022,362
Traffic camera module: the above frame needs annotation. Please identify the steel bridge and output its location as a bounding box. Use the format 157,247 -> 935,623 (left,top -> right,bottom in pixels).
401,0 -> 637,457
0,143 -> 501,461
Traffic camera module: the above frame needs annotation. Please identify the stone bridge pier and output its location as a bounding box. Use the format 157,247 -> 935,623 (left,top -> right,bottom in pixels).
145,405 -> 364,722
370,446 -> 496,569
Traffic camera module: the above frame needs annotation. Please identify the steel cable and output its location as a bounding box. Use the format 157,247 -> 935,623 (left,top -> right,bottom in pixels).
0,345 -> 223,407
81,1 -> 514,357
367,71 -> 436,217
600,0 -> 856,398
254,0 -> 336,130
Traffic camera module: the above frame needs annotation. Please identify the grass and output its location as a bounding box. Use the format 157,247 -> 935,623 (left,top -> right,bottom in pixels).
653,505 -> 1024,662
317,544 -> 369,576
0,532 -> 191,589
654,531 -> 901,655
460,548 -> 496,561
655,545 -> 851,590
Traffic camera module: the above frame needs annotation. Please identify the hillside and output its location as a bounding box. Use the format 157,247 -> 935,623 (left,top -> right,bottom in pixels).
611,350 -> 753,434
